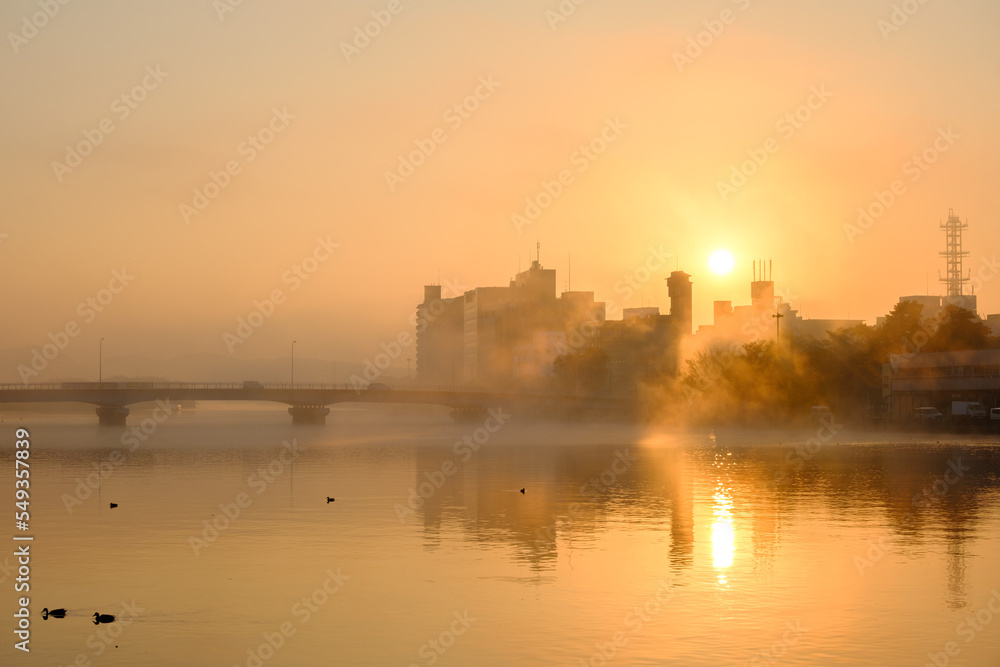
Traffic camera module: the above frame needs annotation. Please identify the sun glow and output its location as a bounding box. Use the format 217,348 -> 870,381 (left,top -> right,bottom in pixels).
709,249 -> 735,275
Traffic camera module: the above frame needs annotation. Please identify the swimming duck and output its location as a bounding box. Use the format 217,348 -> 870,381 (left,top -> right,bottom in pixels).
93,612 -> 116,624
42,608 -> 66,619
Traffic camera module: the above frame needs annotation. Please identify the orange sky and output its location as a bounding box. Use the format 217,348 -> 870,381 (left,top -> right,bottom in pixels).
2,0 -> 999,367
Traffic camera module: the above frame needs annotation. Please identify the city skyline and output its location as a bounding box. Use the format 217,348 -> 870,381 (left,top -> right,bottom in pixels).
2,1 -> 999,365
3,4 -> 1000,665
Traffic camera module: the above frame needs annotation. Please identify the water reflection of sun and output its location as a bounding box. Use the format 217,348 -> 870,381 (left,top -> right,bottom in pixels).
712,487 -> 735,571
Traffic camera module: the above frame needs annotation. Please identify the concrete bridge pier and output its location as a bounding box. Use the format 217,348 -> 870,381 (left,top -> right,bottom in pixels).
96,405 -> 130,426
288,406 -> 331,425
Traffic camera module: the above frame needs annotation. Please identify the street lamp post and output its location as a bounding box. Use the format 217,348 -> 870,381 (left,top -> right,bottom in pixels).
773,312 -> 784,346
291,340 -> 297,388
99,337 -> 104,385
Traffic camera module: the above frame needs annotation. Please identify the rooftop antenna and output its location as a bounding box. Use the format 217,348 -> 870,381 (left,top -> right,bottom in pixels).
753,260 -> 756,281
537,241 -> 541,265
769,259 -> 772,282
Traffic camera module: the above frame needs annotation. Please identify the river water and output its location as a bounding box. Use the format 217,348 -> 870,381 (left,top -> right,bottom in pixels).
3,404 -> 999,666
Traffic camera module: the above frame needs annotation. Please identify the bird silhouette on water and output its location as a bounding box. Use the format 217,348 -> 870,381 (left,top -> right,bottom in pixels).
42,608 -> 66,619
520,488 -> 525,494
93,613 -> 115,624
109,503 -> 118,509
326,497 -> 335,503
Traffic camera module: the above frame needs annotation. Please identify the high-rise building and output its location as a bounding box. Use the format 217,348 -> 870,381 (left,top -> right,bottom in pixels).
415,285 -> 464,387
416,258 -> 605,388
667,271 -> 693,336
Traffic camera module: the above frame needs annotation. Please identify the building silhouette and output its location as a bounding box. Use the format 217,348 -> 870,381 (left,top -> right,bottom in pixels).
415,261 -> 692,391
696,261 -> 861,344
416,258 -> 605,388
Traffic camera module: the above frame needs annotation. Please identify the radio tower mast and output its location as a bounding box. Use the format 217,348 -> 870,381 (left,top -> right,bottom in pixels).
939,209 -> 970,297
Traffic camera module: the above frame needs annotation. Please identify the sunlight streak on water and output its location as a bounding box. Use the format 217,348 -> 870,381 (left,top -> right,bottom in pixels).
712,487 -> 735,571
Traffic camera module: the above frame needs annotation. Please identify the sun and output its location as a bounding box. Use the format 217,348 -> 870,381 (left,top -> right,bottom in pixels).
709,249 -> 735,275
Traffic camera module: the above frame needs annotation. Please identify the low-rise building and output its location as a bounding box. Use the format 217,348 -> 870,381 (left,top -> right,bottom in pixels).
886,349 -> 1000,419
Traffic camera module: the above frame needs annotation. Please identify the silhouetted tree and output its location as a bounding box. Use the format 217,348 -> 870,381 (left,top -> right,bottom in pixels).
926,306 -> 996,352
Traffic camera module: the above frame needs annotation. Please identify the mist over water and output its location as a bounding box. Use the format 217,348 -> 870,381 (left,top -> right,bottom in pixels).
4,405 -> 999,666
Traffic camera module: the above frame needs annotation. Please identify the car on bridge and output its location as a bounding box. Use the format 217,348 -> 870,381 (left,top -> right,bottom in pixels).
242,380 -> 264,389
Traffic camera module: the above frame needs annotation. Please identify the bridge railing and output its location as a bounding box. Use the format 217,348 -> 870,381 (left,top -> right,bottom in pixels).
1,382 -> 434,391
0,382 -> 635,401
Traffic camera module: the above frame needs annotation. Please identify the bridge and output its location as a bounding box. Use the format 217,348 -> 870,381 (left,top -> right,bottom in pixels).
0,382 -> 637,425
